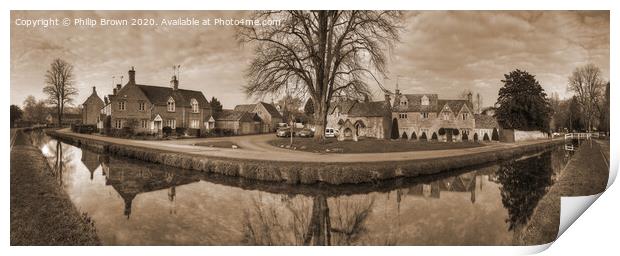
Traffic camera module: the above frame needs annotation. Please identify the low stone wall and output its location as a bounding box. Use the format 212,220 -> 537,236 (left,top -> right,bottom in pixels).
46,130 -> 564,185
501,129 -> 549,143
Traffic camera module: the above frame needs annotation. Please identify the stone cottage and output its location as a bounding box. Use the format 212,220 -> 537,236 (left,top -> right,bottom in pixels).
101,67 -> 212,134
81,86 -> 104,125
326,99 -> 392,140
213,109 -> 262,135
391,90 -> 475,141
234,102 -> 283,133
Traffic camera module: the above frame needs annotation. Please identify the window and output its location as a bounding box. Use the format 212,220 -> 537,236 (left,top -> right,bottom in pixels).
400,100 -> 407,106
421,112 -> 429,119
138,102 -> 145,111
114,119 -> 123,129
442,112 -> 450,120
190,119 -> 200,129
167,97 -> 175,112
140,120 -> 148,129
421,95 -> 429,106
166,119 -> 176,129
462,113 -> 468,120
398,113 -> 408,119
118,101 -> 126,111
191,98 -> 199,113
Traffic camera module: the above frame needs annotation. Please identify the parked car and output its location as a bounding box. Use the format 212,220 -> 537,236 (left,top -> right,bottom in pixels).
276,128 -> 295,137
297,128 -> 314,138
325,128 -> 338,138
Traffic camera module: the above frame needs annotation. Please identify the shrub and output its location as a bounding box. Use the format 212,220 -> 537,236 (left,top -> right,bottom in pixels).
420,132 -> 427,141
401,131 -> 408,139
438,128 -> 446,135
431,132 -> 438,141
453,129 -> 459,135
390,118 -> 399,139
175,127 -> 187,136
492,128 -> 500,141
411,131 -> 417,140
462,132 -> 468,141
483,133 -> 490,141
162,126 -> 173,137
474,133 -> 479,141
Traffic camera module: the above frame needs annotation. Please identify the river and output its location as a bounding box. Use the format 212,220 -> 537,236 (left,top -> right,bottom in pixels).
30,131 -> 575,245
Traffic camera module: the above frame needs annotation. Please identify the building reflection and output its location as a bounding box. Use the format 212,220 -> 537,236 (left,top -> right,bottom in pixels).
98,155 -> 200,219
80,150 -> 100,180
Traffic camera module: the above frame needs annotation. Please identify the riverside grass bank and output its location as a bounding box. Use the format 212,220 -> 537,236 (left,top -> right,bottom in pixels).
46,129 -> 565,185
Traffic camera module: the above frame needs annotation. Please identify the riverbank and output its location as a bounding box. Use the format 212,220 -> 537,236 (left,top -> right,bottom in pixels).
10,130 -> 100,245
514,139 -> 609,245
46,129 -> 565,185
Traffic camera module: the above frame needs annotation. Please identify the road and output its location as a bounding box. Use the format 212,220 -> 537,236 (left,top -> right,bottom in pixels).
54,129 -> 563,163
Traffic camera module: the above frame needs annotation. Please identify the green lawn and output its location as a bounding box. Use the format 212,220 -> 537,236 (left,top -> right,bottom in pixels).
269,137 -> 484,153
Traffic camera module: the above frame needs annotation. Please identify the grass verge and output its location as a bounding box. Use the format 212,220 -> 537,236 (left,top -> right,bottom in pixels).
269,137 -> 484,153
10,130 -> 100,245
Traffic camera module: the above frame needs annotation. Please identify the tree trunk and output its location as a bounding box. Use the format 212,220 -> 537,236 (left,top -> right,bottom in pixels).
313,101 -> 328,142
304,195 -> 331,246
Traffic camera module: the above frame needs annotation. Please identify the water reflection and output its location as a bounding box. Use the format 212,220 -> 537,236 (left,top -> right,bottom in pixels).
33,131 -> 572,245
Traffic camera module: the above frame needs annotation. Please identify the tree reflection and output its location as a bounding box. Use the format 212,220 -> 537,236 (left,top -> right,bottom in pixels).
242,194 -> 375,245
496,152 -> 555,231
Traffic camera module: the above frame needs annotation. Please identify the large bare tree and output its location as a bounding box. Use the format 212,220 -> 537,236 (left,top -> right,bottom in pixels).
43,58 -> 78,126
567,64 -> 605,131
238,11 -> 403,141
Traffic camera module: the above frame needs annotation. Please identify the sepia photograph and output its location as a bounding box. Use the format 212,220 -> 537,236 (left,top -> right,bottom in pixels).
8,8 -> 611,249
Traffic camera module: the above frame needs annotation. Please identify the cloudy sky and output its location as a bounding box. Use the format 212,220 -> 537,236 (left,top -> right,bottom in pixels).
11,10 -> 609,109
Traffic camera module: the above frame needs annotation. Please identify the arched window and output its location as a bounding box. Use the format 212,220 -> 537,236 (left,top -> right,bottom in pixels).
167,97 -> 175,112
190,98 -> 199,113
421,95 -> 429,105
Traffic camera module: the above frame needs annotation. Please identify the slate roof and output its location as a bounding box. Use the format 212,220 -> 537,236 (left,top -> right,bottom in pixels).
82,89 -> 104,106
474,114 -> 499,129
215,109 -> 261,122
392,94 -> 439,112
437,99 -> 474,115
329,100 -> 390,117
134,84 -> 210,108
234,102 -> 283,119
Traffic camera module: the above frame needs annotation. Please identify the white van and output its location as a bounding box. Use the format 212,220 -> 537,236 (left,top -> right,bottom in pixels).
325,128 -> 338,138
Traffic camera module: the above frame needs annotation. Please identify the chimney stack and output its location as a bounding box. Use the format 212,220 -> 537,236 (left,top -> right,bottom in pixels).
467,92 -> 473,104
92,86 -> 97,94
113,88 -> 117,95
128,66 -> 136,84
170,75 -> 179,90
116,83 -> 121,91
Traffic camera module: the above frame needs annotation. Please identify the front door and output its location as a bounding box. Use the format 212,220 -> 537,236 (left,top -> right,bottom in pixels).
446,129 -> 453,142
154,121 -> 162,132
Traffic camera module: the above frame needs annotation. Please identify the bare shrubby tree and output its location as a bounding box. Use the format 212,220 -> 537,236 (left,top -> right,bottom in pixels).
43,58 -> 78,126
567,64 -> 605,131
237,11 -> 403,141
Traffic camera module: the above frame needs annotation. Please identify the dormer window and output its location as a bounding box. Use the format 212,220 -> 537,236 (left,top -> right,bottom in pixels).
167,97 -> 175,112
191,98 -> 199,113
462,113 -> 468,120
421,95 -> 429,106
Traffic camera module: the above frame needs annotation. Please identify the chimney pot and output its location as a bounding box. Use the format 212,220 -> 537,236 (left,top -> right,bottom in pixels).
113,88 -> 117,95
128,67 -> 136,84
170,75 -> 179,90
92,86 -> 96,94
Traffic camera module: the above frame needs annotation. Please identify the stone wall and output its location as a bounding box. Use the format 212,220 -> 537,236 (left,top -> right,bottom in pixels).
501,129 -> 549,143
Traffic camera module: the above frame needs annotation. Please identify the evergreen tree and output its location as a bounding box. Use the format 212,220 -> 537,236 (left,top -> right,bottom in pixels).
210,97 -> 223,114
390,118 -> 399,139
495,69 -> 552,132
